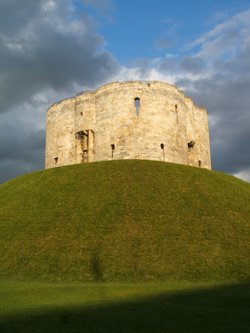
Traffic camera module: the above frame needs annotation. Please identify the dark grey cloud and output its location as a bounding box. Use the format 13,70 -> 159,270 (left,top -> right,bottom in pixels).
174,49 -> 250,177
0,0 -> 42,33
0,121 -> 44,161
211,115 -> 250,173
158,56 -> 206,75
0,0 -> 117,114
153,9 -> 250,181
0,0 -> 118,183
179,57 -> 206,74
0,115 -> 45,183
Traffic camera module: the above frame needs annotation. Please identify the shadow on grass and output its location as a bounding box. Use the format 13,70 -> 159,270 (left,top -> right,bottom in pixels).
0,281 -> 249,333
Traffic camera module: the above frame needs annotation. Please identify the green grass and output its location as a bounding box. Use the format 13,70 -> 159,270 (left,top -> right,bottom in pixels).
0,280 -> 249,332
0,160 -> 249,332
0,160 -> 249,282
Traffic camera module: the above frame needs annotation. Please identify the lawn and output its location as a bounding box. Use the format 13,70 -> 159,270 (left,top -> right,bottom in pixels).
0,161 -> 249,332
0,280 -> 249,332
1,161 -> 250,283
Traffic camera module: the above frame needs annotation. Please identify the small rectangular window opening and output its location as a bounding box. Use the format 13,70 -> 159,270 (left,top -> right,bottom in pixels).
134,97 -> 140,116
111,144 -> 115,158
160,143 -> 165,160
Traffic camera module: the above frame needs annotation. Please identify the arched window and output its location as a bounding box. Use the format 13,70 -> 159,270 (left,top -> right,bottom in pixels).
134,97 -> 140,115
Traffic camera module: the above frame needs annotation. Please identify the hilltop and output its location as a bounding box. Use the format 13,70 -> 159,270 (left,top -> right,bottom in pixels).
0,160 -> 249,282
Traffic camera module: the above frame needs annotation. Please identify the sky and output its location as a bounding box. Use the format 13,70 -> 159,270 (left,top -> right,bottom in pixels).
1,0 -> 250,183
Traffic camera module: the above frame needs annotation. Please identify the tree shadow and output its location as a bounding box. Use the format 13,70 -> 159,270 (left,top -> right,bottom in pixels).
90,247 -> 103,282
0,281 -> 249,333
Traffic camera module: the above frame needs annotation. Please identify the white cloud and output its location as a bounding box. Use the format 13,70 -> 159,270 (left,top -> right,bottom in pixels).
111,8 -> 250,182
110,66 -> 176,84
190,9 -> 250,61
0,2 -> 250,184
234,169 -> 250,183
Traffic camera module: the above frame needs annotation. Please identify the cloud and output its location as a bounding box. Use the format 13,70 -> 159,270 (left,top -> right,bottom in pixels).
175,10 -> 250,180
112,9 -> 250,182
235,168 -> 250,183
0,106 -> 45,183
1,3 -> 250,184
0,0 -> 118,183
0,0 -> 117,114
190,9 -> 250,50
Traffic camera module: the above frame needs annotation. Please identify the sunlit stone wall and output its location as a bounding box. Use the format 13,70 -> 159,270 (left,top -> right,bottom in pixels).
45,81 -> 211,169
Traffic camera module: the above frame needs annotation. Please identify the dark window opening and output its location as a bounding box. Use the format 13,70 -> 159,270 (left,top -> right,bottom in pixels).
75,130 -> 87,140
134,97 -> 140,115
188,141 -> 195,149
175,104 -> 178,111
75,129 -> 95,163
198,160 -> 201,167
160,143 -> 165,160
80,112 -> 83,116
83,150 -> 88,162
54,157 -> 58,164
111,144 -> 115,158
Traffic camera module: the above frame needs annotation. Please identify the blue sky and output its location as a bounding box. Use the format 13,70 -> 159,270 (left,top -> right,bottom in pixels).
0,0 -> 250,183
81,0 -> 250,61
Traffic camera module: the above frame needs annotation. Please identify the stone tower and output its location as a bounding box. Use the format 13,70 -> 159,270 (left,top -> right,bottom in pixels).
45,81 -> 211,169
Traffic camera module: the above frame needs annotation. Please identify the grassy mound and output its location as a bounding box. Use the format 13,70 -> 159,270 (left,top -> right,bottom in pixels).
0,160 -> 249,282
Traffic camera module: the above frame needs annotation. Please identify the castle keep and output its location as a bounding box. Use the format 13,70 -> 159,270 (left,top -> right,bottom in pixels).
45,81 -> 211,169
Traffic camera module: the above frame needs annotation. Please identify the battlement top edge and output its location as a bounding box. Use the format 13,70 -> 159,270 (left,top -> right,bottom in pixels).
47,80 -> 205,112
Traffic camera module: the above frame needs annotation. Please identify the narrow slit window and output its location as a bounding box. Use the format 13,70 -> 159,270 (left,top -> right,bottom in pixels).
160,143 -> 165,161
111,144 -> 115,158
134,97 -> 140,115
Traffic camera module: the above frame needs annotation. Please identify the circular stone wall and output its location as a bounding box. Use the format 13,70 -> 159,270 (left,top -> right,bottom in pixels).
45,81 -> 211,169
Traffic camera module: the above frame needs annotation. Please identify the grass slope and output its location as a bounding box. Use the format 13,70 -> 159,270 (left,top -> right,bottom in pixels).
0,160 -> 249,282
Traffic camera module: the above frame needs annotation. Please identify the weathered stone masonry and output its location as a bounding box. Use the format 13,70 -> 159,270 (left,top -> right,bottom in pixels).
45,81 -> 211,169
